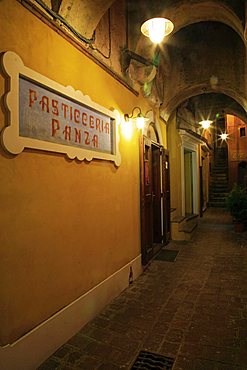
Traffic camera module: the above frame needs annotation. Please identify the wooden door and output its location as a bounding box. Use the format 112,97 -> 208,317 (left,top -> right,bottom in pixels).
152,144 -> 162,244
140,138 -> 171,264
140,136 -> 153,264
162,149 -> 170,244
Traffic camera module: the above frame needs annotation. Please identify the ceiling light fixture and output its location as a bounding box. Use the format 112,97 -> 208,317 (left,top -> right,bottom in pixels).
141,17 -> 174,44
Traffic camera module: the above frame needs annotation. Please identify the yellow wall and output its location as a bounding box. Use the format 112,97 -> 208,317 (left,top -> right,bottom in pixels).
184,151 -> 193,214
167,112 -> 182,216
0,0 -> 153,345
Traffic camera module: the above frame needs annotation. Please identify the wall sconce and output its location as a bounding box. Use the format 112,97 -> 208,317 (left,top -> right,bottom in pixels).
198,88 -> 213,130
124,107 -> 149,130
141,17 -> 174,44
199,119 -> 212,130
220,132 -> 229,141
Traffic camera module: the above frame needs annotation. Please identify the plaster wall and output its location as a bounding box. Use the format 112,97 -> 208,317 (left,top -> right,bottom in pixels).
0,0 -> 152,347
227,115 -> 247,188
167,112 -> 182,217
163,22 -> 246,117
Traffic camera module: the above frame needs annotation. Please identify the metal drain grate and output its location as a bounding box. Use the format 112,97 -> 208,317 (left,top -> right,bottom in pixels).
131,350 -> 174,369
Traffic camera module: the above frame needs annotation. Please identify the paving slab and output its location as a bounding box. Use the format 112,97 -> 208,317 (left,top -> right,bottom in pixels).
38,208 -> 247,370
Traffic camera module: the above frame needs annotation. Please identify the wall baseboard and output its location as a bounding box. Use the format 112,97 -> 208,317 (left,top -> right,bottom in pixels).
0,255 -> 142,370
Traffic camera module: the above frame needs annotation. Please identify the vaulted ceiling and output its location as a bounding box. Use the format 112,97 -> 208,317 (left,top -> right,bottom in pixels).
44,0 -> 247,123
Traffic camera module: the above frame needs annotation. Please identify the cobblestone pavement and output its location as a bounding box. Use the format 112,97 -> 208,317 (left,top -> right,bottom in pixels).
38,208 -> 247,370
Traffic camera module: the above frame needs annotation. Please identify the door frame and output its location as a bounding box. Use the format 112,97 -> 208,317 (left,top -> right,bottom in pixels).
140,135 -> 170,264
179,130 -> 203,216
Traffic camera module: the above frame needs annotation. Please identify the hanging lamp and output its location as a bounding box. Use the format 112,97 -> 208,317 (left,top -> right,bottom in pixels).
141,17 -> 174,44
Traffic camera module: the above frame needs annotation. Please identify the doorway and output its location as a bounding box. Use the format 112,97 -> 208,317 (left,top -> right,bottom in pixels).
140,136 -> 170,265
238,161 -> 247,188
184,150 -> 193,214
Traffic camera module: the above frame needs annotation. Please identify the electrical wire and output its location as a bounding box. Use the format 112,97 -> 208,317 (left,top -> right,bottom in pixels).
34,0 -> 113,59
92,9 -> 112,59
34,0 -> 95,44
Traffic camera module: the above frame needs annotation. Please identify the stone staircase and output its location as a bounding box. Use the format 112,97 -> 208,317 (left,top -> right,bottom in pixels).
209,148 -> 229,207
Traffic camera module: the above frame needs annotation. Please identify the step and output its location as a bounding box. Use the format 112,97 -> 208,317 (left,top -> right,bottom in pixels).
210,189 -> 229,194
210,195 -> 228,200
212,166 -> 228,170
211,173 -> 228,177
210,183 -> 228,187
171,214 -> 198,241
171,216 -> 186,223
210,185 -> 228,189
209,203 -> 227,208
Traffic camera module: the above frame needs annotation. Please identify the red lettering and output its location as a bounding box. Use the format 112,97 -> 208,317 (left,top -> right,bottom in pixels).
51,118 -> 60,136
89,115 -> 94,129
74,109 -> 80,124
52,99 -> 59,116
82,113 -> 87,126
63,125 -> 71,141
92,134 -> 98,148
96,118 -> 101,132
29,89 -> 37,107
104,122 -> 110,134
39,96 -> 49,113
61,103 -> 69,119
75,128 -> 81,143
70,106 -> 73,121
84,131 -> 90,145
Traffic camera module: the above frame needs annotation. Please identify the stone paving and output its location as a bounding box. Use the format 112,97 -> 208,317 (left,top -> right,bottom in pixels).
38,208 -> 247,370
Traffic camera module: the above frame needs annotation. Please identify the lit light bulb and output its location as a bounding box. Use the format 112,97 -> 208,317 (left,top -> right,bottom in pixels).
199,120 -> 212,129
141,17 -> 174,44
136,116 -> 145,130
121,118 -> 133,140
220,133 -> 228,141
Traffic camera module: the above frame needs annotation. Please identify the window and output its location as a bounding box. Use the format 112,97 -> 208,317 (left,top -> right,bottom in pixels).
240,127 -> 246,137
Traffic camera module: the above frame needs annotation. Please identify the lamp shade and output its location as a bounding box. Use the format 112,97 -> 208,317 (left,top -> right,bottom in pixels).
124,107 -> 149,130
141,17 -> 174,43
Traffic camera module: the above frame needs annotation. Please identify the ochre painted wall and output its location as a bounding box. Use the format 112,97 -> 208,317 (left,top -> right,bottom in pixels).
0,0 -> 154,345
167,112 -> 182,217
227,115 -> 247,188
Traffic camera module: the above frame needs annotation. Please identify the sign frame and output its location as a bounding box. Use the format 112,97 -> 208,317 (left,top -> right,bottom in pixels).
1,51 -> 121,166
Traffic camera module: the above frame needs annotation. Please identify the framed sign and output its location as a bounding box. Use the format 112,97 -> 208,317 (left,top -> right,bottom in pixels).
1,51 -> 121,166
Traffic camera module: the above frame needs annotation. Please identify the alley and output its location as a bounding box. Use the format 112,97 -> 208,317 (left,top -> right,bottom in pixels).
39,208 -> 247,370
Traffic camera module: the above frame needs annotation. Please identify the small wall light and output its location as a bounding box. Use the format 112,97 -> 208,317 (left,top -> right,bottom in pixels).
124,107 -> 149,130
141,17 -> 174,44
220,132 -> 229,141
199,119 -> 212,130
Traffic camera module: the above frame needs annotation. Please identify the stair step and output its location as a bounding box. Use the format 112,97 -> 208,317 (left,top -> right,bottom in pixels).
180,221 -> 197,234
209,203 -> 227,208
171,216 -> 186,223
185,213 -> 198,222
211,173 -> 228,176
210,194 -> 227,196
210,189 -> 228,193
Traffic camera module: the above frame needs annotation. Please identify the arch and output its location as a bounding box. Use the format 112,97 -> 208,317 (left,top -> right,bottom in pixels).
143,110 -> 164,146
132,0 -> 245,58
161,85 -> 247,123
164,1 -> 245,44
59,0 -> 116,38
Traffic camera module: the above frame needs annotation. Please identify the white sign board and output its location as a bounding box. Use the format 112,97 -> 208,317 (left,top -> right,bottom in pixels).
1,51 -> 121,166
